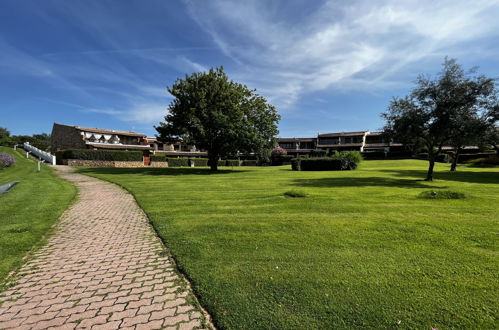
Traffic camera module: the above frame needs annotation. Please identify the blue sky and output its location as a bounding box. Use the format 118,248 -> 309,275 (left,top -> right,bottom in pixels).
1,0 -> 499,138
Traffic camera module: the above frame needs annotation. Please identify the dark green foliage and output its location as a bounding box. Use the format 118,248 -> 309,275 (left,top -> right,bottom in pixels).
217,160 -> 226,167
56,149 -> 143,161
464,157 -> 499,166
310,150 -> 327,157
225,160 -> 241,167
151,154 -> 167,162
300,158 -> 343,171
338,151 -> 363,170
189,158 -> 209,167
156,67 -> 280,171
167,158 -> 189,167
271,154 -> 293,166
291,158 -> 301,171
457,153 -> 496,163
418,190 -> 467,199
283,190 -> 308,198
241,160 -> 258,166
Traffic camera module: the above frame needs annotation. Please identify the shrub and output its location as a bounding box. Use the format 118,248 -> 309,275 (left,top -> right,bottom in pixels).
55,149 -> 143,161
241,160 -> 258,166
150,154 -> 167,162
271,154 -> 294,166
167,158 -> 189,167
418,190 -> 467,199
218,160 -> 226,167
464,157 -> 499,166
291,158 -> 301,171
0,152 -> 16,168
310,150 -> 327,157
283,190 -> 308,198
361,151 -> 386,160
189,158 -> 209,167
337,151 -> 363,170
300,158 -> 343,171
226,160 -> 241,167
457,153 -> 496,163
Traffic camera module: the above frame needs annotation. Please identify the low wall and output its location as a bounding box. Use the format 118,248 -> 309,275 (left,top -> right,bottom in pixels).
67,159 -> 146,167
150,162 -> 169,167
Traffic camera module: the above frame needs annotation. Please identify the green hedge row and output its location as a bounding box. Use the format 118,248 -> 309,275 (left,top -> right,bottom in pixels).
167,158 -> 190,167
56,149 -> 143,161
271,155 -> 294,166
292,151 -> 362,171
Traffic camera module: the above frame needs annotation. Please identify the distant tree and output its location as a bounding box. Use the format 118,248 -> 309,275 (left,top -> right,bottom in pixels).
156,67 -> 280,171
0,127 -> 10,139
383,58 -> 498,181
482,125 -> 499,155
448,114 -> 488,171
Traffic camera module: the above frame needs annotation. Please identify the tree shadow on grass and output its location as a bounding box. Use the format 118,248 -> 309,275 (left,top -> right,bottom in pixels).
378,169 -> 499,184
292,176 -> 444,189
77,167 -> 249,176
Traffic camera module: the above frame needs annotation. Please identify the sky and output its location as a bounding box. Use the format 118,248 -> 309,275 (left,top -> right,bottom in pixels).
1,0 -> 499,138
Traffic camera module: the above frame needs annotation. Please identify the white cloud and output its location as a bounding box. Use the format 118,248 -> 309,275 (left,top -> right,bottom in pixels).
85,103 -> 168,125
184,0 -> 499,109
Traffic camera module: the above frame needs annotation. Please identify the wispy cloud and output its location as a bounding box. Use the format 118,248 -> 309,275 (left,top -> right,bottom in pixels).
184,0 -> 499,108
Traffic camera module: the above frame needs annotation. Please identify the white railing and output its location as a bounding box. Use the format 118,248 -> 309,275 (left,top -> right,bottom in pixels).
23,142 -> 56,165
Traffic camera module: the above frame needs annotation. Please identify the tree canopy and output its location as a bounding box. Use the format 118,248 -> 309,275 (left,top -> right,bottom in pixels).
156,67 -> 280,171
383,58 -> 498,180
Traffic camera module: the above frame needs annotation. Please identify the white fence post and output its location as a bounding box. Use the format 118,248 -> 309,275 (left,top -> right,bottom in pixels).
23,142 -> 56,165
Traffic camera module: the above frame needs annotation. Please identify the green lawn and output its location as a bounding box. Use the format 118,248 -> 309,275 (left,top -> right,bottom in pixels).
79,160 -> 499,329
0,147 -> 76,289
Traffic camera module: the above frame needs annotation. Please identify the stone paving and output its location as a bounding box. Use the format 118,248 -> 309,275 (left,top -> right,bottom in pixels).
0,166 -> 210,329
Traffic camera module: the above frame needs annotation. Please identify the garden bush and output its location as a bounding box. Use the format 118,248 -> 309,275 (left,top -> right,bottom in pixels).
226,160 -> 241,167
464,157 -> 499,166
189,158 -> 209,167
150,154 -> 167,162
167,158 -> 189,167
457,153 -> 496,163
55,149 -> 143,161
241,160 -> 258,166
291,158 -> 301,171
292,151 -> 362,171
218,160 -> 227,167
271,155 -> 294,166
310,150 -> 327,157
0,152 -> 16,168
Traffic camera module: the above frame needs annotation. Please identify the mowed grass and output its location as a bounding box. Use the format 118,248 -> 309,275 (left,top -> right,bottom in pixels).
79,160 -> 499,329
0,147 -> 76,289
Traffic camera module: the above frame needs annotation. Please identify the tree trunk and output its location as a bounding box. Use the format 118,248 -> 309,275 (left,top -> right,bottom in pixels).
208,153 -> 218,172
450,148 -> 460,172
425,159 -> 435,181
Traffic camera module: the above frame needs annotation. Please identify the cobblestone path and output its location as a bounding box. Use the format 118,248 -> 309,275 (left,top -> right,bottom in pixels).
0,166 -> 210,329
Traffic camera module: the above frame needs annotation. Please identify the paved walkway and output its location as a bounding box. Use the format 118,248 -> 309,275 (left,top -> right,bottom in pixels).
0,166 -> 210,330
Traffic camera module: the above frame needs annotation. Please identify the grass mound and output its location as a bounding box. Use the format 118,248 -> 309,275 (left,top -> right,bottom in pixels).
283,190 -> 308,198
418,190 -> 467,199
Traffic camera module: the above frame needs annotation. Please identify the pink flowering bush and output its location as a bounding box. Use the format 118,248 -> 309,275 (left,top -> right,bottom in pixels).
0,152 -> 16,169
271,147 -> 287,156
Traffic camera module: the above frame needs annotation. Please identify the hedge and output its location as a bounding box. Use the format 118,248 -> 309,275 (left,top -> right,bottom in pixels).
310,150 -> 327,157
292,151 -> 362,171
271,155 -> 294,166
299,158 -> 343,171
167,158 -> 189,167
226,160 -> 241,167
242,160 -> 258,166
189,158 -> 209,167
55,149 -> 143,161
457,153 -> 496,163
150,154 -> 167,162
465,157 -> 499,165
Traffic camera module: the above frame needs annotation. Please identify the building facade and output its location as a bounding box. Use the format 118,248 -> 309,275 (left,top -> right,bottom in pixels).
277,131 -> 403,155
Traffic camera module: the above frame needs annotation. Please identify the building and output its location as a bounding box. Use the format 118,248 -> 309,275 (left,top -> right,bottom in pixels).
51,123 -> 207,158
50,123 -> 151,153
277,131 -> 403,155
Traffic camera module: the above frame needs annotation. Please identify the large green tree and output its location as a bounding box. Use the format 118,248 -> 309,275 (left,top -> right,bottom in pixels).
383,58 -> 498,181
156,67 -> 280,171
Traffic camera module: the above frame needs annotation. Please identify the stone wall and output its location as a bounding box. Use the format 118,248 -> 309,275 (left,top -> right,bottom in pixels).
67,159 -> 147,167
149,162 -> 169,167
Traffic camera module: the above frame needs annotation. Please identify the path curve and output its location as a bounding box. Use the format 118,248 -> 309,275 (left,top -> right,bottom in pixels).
0,166 -> 210,330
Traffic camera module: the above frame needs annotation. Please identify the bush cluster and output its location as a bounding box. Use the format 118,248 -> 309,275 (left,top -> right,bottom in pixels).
310,150 -> 327,157
56,149 -> 143,161
190,158 -> 209,167
457,153 -> 496,163
167,158 -> 190,167
271,154 -> 294,166
291,151 -> 362,171
150,154 -> 167,162
464,157 -> 499,166
241,159 -> 258,166
0,152 -> 16,168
